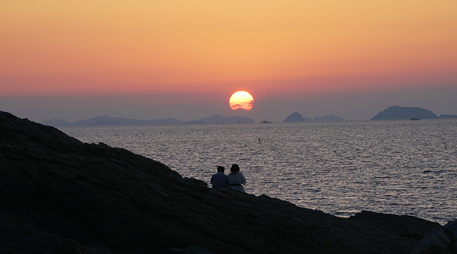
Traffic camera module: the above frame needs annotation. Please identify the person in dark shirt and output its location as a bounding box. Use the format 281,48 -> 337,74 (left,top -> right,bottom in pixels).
210,166 -> 230,189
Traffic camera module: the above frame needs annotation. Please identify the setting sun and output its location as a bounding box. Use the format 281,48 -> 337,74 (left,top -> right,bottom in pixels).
229,91 -> 254,111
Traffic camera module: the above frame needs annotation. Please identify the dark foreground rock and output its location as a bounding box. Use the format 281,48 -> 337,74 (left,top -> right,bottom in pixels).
0,111 -> 444,253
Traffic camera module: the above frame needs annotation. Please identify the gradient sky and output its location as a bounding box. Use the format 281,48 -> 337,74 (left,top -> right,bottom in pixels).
1,1 -> 457,122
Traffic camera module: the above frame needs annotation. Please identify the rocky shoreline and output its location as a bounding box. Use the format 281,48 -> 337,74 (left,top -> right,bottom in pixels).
0,110 -> 455,253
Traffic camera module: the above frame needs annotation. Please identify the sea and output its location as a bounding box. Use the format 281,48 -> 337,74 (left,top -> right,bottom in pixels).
59,119 -> 457,225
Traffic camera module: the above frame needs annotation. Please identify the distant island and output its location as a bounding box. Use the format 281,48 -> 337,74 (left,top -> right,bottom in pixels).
42,112 -> 345,128
283,112 -> 344,122
370,106 -> 457,120
41,106 -> 457,127
42,114 -> 255,127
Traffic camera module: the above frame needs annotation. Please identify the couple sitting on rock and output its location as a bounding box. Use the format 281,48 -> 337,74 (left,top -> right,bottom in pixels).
210,164 -> 246,192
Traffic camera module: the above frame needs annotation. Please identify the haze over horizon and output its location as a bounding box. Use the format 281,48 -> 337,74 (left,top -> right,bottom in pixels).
1,1 -> 456,123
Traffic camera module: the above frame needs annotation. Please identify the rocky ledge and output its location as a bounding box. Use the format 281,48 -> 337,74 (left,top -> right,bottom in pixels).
0,110 -> 455,254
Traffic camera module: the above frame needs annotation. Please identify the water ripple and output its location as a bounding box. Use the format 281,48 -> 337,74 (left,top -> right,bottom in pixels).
61,119 -> 457,225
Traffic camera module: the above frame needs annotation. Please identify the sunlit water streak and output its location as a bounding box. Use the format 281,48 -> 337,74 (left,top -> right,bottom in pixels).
60,119 -> 457,225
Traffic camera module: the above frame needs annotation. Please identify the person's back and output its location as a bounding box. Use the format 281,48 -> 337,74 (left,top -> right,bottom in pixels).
228,164 -> 246,192
210,166 -> 229,189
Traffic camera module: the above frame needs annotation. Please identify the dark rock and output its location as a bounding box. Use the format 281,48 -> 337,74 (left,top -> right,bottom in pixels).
169,245 -> 215,254
405,219 -> 457,253
409,224 -> 451,254
349,211 -> 438,240
444,220 -> 457,242
0,110 -> 444,253
55,239 -> 89,254
449,241 -> 457,254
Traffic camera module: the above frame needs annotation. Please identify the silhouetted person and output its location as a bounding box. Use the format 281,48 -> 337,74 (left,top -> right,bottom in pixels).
210,166 -> 230,189
228,164 -> 246,192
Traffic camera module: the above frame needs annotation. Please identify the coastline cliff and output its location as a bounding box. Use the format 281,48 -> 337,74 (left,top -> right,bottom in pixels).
0,110 -> 448,253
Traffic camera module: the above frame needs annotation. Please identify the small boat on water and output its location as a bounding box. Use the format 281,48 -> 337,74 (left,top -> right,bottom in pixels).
410,117 -> 420,120
261,120 -> 271,123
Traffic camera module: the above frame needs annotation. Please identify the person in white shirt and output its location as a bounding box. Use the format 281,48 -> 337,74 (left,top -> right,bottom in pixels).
227,164 -> 246,192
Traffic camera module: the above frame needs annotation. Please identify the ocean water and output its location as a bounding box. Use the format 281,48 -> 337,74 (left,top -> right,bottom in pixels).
59,119 -> 457,225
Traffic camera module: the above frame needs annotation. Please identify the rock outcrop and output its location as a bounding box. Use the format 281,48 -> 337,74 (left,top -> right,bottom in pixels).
410,221 -> 457,254
0,110 -> 445,253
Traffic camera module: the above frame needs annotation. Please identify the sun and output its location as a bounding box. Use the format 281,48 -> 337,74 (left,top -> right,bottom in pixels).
229,91 -> 254,111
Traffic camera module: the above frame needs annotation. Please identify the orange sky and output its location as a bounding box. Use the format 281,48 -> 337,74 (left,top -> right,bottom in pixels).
1,0 -> 457,98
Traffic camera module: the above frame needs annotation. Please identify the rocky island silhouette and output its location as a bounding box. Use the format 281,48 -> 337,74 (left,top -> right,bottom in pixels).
1,110 -> 456,253
371,106 -> 457,120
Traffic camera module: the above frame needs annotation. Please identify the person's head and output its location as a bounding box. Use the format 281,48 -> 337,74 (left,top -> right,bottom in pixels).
230,164 -> 240,173
217,166 -> 225,173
